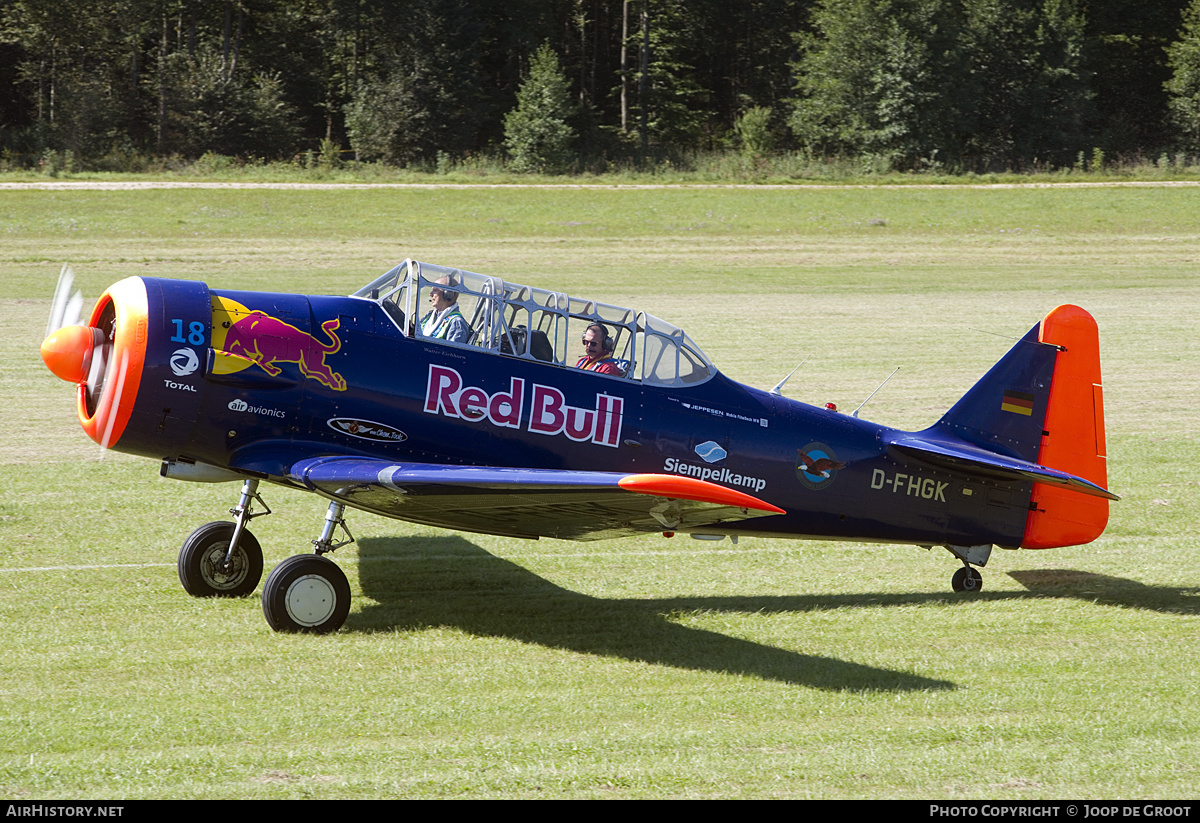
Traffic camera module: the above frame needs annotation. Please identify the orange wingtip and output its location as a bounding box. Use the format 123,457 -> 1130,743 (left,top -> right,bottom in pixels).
618,474 -> 785,514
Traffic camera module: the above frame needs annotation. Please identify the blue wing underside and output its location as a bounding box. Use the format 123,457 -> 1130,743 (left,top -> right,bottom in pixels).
285,456 -> 780,541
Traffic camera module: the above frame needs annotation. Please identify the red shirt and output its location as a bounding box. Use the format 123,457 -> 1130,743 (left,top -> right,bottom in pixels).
575,356 -> 624,376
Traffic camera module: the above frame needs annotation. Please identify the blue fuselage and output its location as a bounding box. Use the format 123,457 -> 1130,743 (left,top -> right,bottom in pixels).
118,279 -> 1033,550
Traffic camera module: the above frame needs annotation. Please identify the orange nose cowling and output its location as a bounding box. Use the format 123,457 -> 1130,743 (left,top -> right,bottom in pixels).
44,277 -> 150,450
41,325 -> 101,384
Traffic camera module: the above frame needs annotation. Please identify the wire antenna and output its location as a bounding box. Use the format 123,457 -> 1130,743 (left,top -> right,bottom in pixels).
851,367 -> 899,418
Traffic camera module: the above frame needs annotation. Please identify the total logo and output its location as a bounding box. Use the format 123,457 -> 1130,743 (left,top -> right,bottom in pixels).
170,348 -> 199,377
228,399 -> 287,419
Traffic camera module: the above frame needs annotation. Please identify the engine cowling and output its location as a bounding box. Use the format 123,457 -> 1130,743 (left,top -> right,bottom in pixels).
41,277 -> 213,457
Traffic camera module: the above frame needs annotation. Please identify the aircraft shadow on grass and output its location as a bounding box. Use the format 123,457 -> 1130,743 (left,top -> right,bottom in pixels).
639,569 -> 1200,617
1005,569 -> 1200,614
346,539 -> 1199,690
349,535 -> 956,692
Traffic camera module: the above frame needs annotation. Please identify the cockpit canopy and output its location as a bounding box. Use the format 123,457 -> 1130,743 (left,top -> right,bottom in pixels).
352,260 -> 714,387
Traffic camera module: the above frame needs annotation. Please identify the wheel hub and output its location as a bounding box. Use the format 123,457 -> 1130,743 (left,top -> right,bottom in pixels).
202,545 -> 245,587
284,574 -> 338,627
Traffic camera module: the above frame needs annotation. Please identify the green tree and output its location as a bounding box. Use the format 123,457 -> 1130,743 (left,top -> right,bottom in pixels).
504,42 -> 576,173
790,0 -> 1092,169
1166,0 -> 1200,151
162,46 -> 301,159
790,0 -> 960,166
735,106 -> 777,159
1083,0 -> 1189,155
619,0 -> 709,151
343,0 -> 487,165
1,0 -> 156,161
959,0 -> 1092,167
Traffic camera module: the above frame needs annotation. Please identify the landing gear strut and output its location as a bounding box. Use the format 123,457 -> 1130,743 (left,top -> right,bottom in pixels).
177,478 -> 268,597
261,501 -> 356,634
177,483 -> 355,633
944,543 -> 990,593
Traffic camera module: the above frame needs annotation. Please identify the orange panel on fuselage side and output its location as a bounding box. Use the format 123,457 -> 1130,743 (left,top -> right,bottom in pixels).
1023,305 -> 1109,548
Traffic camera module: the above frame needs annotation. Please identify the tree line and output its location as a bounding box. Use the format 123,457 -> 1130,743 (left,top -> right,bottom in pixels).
3,0 -> 1200,174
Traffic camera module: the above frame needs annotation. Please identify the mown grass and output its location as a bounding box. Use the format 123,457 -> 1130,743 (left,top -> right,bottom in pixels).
1,183 -> 1198,798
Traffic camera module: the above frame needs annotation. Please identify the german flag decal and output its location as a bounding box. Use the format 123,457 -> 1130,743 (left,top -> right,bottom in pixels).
1001,389 -> 1035,416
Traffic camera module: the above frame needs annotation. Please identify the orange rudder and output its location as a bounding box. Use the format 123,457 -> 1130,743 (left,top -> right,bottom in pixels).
1022,305 -> 1110,548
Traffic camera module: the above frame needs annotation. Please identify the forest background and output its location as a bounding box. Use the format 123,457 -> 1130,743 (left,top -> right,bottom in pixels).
5,0 -> 1200,178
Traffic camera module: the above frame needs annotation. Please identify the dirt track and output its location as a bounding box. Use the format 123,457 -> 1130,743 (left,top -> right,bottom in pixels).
3,179 -> 1199,191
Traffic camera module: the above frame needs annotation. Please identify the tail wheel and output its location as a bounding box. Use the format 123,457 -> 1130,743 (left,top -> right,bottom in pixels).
262,554 -> 351,634
951,566 -> 983,593
178,521 -> 263,598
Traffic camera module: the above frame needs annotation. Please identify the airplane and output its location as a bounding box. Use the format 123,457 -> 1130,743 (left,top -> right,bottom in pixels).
39,260 -> 1117,634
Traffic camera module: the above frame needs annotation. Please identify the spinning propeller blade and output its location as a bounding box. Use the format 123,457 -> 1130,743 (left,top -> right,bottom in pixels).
40,264 -> 133,457
46,263 -> 84,337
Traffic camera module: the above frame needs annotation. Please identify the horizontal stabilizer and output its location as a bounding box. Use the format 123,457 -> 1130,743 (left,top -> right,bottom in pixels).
287,457 -> 782,541
887,436 -> 1119,501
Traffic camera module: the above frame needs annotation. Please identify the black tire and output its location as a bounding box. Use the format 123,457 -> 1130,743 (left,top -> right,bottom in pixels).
178,521 -> 264,598
951,566 -> 983,593
261,554 -> 351,634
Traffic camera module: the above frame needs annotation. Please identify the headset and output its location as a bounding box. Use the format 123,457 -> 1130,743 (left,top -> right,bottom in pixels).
428,275 -> 459,304
582,323 -> 615,354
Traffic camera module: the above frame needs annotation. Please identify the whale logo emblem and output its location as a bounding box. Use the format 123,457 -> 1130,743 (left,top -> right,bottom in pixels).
694,440 -> 727,463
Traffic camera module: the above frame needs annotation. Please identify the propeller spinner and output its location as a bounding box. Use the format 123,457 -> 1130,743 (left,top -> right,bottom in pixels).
41,269 -> 148,450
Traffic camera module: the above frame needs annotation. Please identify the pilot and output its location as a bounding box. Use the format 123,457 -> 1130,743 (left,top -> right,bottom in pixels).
576,323 -> 624,375
419,276 -> 469,343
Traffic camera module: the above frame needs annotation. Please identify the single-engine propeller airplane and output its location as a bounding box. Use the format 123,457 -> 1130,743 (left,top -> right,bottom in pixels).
40,260 -> 1117,633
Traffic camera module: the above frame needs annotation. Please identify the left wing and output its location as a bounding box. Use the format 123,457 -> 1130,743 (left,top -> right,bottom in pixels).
287,457 -> 785,541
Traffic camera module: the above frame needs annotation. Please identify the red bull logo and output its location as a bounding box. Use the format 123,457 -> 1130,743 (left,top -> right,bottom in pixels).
424,364 -> 624,448
210,296 -> 347,391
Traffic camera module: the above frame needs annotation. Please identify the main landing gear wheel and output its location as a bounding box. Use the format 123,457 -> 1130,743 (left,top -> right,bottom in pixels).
951,566 -> 984,593
178,521 -> 264,598
262,554 -> 351,634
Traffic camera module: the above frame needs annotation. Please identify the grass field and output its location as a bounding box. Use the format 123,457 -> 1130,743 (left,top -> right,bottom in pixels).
2,183 -> 1199,799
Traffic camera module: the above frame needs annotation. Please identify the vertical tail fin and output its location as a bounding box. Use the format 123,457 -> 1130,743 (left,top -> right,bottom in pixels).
931,305 -> 1110,548
935,321 -> 1058,464
1022,305 -> 1109,548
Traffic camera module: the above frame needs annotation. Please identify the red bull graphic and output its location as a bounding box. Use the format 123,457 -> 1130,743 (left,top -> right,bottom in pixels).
424,364 -> 624,448
210,296 -> 346,391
